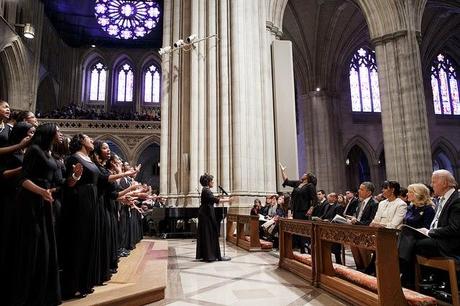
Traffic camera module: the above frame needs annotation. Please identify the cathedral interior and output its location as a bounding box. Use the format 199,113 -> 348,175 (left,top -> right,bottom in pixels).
0,0 -> 459,305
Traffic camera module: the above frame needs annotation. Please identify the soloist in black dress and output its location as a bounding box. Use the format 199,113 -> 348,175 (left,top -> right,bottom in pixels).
196,187 -> 221,261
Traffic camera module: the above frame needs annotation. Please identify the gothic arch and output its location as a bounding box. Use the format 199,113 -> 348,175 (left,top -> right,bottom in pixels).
272,0 -> 428,40
36,75 -> 58,113
132,134 -> 161,164
431,137 -> 458,165
343,136 -> 377,165
0,40 -> 31,110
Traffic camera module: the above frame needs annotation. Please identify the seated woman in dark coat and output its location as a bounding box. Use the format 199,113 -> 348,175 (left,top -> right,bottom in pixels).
404,183 -> 435,229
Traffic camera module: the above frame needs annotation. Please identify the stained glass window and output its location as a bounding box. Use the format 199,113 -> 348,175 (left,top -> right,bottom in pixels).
431,54 -> 460,115
144,64 -> 160,103
95,0 -> 161,40
89,62 -> 107,102
117,63 -> 134,102
349,48 -> 381,113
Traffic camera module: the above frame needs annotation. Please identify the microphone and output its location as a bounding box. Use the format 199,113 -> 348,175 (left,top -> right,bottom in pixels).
218,185 -> 229,195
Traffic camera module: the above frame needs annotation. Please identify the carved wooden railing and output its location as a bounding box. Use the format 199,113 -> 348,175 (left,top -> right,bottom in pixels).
314,223 -> 404,306
278,220 -> 425,306
279,219 -> 315,282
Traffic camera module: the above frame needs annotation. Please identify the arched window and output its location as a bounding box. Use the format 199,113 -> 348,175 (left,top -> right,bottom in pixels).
88,61 -> 107,102
431,54 -> 460,115
349,48 -> 381,113
117,63 -> 134,102
143,63 -> 161,104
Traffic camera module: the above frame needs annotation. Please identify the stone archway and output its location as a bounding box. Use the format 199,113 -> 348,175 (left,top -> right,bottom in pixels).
36,75 -> 58,113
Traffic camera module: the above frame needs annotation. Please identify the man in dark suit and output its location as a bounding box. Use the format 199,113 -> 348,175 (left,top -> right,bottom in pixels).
349,181 -> 379,270
399,170 -> 460,288
352,182 -> 379,226
344,188 -> 360,216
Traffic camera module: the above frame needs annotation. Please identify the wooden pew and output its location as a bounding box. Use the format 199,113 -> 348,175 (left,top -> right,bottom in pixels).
226,213 -> 238,245
278,219 -> 314,282
314,222 -> 436,306
225,214 -> 272,251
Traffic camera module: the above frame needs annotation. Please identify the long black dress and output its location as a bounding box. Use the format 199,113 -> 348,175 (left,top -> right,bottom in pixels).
0,150 -> 23,304
10,144 -> 61,306
196,187 -> 222,261
61,154 -> 108,297
282,179 -> 316,253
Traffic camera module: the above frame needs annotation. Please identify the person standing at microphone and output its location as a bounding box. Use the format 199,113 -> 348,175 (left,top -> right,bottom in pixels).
196,173 -> 232,262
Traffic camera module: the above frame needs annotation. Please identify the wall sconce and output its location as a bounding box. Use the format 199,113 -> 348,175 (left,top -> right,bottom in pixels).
15,23 -> 35,39
159,34 -> 217,56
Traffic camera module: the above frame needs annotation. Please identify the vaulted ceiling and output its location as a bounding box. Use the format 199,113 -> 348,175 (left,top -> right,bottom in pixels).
40,0 -> 163,48
282,0 -> 460,93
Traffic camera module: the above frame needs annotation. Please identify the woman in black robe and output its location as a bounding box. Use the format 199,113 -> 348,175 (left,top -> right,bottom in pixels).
196,173 -> 231,262
0,122 -> 35,304
279,164 -> 317,254
61,135 -> 138,298
9,123 -> 64,306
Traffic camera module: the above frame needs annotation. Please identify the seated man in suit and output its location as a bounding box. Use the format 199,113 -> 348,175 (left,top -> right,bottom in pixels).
399,170 -> 460,288
344,188 -> 360,216
348,181 -> 379,270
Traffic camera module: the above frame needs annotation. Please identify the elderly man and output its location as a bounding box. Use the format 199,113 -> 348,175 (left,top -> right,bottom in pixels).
399,170 -> 460,288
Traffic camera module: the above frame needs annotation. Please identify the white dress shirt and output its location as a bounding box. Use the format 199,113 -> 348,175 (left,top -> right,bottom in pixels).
430,188 -> 455,229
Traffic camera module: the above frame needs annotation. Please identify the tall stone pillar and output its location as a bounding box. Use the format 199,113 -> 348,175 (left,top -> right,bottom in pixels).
160,0 -> 278,207
300,90 -> 345,193
360,0 -> 432,186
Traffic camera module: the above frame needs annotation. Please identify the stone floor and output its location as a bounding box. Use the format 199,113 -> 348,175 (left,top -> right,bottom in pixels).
148,239 -> 350,306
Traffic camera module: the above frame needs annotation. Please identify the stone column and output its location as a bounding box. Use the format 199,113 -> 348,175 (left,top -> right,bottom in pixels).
300,90 -> 345,193
354,0 -> 432,186
160,0 -> 278,207
372,31 -> 432,186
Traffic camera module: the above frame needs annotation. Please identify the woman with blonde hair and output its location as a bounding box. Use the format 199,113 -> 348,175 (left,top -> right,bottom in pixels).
403,183 -> 436,229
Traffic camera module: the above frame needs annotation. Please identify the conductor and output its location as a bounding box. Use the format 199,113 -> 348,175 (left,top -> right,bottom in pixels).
196,173 -> 231,262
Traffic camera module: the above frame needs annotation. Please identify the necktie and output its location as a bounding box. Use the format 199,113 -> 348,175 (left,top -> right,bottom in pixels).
431,196 -> 445,229
357,200 -> 365,221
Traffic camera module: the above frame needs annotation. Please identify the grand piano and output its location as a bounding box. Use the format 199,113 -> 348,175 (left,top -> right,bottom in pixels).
145,207 -> 228,238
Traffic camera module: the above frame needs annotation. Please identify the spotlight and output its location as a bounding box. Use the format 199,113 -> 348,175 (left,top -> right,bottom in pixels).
173,39 -> 185,48
316,87 -> 321,92
159,46 -> 171,55
15,23 -> 35,39
185,34 -> 197,44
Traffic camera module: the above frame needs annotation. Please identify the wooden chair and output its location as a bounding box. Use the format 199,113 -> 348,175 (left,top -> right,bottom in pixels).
415,255 -> 460,306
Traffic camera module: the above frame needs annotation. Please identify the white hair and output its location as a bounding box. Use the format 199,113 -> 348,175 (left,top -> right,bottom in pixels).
432,170 -> 457,188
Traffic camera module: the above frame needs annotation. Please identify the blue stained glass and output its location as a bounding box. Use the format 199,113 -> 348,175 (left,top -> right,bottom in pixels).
431,53 -> 460,116
89,62 -> 107,101
144,64 -> 160,103
349,48 -> 381,113
117,63 -> 134,102
95,0 -> 161,40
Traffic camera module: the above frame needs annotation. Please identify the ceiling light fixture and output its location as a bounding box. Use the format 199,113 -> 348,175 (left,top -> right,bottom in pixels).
15,23 -> 35,39
159,34 -> 217,56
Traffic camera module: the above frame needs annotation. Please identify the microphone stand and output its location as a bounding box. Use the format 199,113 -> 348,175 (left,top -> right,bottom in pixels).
218,185 -> 231,261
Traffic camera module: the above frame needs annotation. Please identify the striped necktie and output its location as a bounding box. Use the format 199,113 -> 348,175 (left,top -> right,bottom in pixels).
431,196 -> 445,229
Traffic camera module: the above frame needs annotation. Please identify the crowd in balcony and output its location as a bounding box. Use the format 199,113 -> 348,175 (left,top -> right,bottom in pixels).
36,103 -> 160,121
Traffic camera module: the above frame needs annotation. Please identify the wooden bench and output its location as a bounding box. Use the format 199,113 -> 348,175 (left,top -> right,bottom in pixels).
225,214 -> 272,252
314,222 -> 437,306
278,221 -> 437,305
278,219 -> 314,282
226,213 -> 238,245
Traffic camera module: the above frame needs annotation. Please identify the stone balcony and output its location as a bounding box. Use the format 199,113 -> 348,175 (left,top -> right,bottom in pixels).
40,118 -> 161,163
